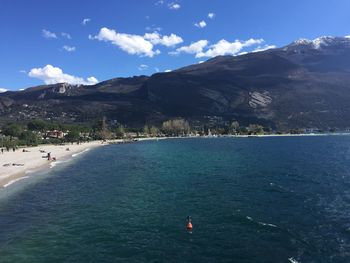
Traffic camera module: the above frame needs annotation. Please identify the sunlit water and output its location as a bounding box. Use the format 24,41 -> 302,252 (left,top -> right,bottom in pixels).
1,137 -> 350,262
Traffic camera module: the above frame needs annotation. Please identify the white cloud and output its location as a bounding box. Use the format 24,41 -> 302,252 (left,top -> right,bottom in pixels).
196,38 -> 264,58
138,64 -> 149,71
42,29 -> 57,39
61,32 -> 71,39
164,69 -> 172,72
145,25 -> 162,32
0,88 -> 7,93
154,67 -> 160,72
208,13 -> 215,19
170,40 -> 208,55
62,45 -> 76,52
155,0 -> 164,5
144,32 -> 183,47
28,64 -> 98,85
172,38 -> 267,58
19,70 -> 26,74
87,76 -> 98,83
195,20 -> 207,28
198,60 -> 204,64
252,45 -> 276,53
146,26 -> 162,32
168,2 -> 180,9
82,18 -> 91,25
91,27 -> 160,57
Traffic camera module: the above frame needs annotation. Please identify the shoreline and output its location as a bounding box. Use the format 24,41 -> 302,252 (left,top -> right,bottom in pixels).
0,141 -> 106,188
0,137 -> 163,189
1,133 -> 349,188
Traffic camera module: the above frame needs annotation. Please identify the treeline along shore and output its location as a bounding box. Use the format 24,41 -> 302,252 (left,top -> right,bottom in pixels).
0,117 -> 343,150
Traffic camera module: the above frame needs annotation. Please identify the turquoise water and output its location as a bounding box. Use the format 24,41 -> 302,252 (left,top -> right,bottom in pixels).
1,137 -> 350,262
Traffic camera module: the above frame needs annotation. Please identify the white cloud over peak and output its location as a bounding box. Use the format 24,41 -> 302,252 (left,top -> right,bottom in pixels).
0,88 -> 7,93
172,38 -> 267,58
168,2 -> 180,9
86,76 -> 98,84
196,38 -> 264,58
61,32 -> 71,39
252,45 -> 276,53
195,20 -> 207,28
28,65 -> 98,85
62,45 -> 76,52
42,29 -> 57,39
82,18 -> 91,25
144,32 -> 183,47
208,13 -> 215,19
91,27 -> 160,57
170,40 -> 208,55
164,69 -> 172,72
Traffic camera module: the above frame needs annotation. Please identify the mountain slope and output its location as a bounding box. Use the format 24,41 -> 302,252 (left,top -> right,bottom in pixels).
2,36 -> 350,130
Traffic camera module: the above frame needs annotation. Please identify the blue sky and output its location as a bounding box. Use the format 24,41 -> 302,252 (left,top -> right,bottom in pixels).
1,0 -> 350,90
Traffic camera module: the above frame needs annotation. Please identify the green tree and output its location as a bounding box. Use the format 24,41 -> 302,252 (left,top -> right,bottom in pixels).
229,121 -> 240,134
143,125 -> 150,135
115,125 -> 125,138
65,129 -> 80,142
162,119 -> 190,136
2,123 -> 23,138
248,124 -> 264,135
149,126 -> 159,137
27,119 -> 48,132
19,131 -> 39,146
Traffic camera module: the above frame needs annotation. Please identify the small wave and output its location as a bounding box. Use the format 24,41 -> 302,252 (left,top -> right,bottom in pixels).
3,176 -> 30,188
258,222 -> 278,228
269,182 -> 294,193
72,148 -> 90,158
50,160 -> 70,169
288,258 -> 300,263
246,216 -> 278,228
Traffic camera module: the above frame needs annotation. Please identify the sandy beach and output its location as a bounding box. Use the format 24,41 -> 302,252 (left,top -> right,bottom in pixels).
0,141 -> 106,188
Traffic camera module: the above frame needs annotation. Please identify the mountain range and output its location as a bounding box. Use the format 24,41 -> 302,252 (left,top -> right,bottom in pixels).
2,36 -> 350,130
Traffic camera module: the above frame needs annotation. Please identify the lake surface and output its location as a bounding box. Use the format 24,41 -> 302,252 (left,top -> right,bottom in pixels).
1,137 -> 350,262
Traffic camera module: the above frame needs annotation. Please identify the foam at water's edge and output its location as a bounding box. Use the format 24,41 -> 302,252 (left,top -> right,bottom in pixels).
3,176 -> 30,188
72,148 -> 90,158
49,148 -> 91,168
50,160 -> 70,169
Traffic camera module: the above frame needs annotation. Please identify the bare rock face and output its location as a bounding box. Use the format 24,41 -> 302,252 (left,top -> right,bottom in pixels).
249,91 -> 272,108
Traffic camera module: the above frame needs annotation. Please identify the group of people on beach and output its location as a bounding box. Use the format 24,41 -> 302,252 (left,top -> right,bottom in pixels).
1,146 -> 17,154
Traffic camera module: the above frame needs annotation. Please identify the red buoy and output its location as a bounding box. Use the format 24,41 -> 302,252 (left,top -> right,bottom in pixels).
186,222 -> 193,231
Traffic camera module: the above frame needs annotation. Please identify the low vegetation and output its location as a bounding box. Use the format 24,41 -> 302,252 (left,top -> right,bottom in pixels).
0,117 -> 333,148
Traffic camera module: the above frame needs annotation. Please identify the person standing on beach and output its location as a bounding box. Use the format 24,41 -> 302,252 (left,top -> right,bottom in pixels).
47,152 -> 51,161
1,148 -> 3,154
